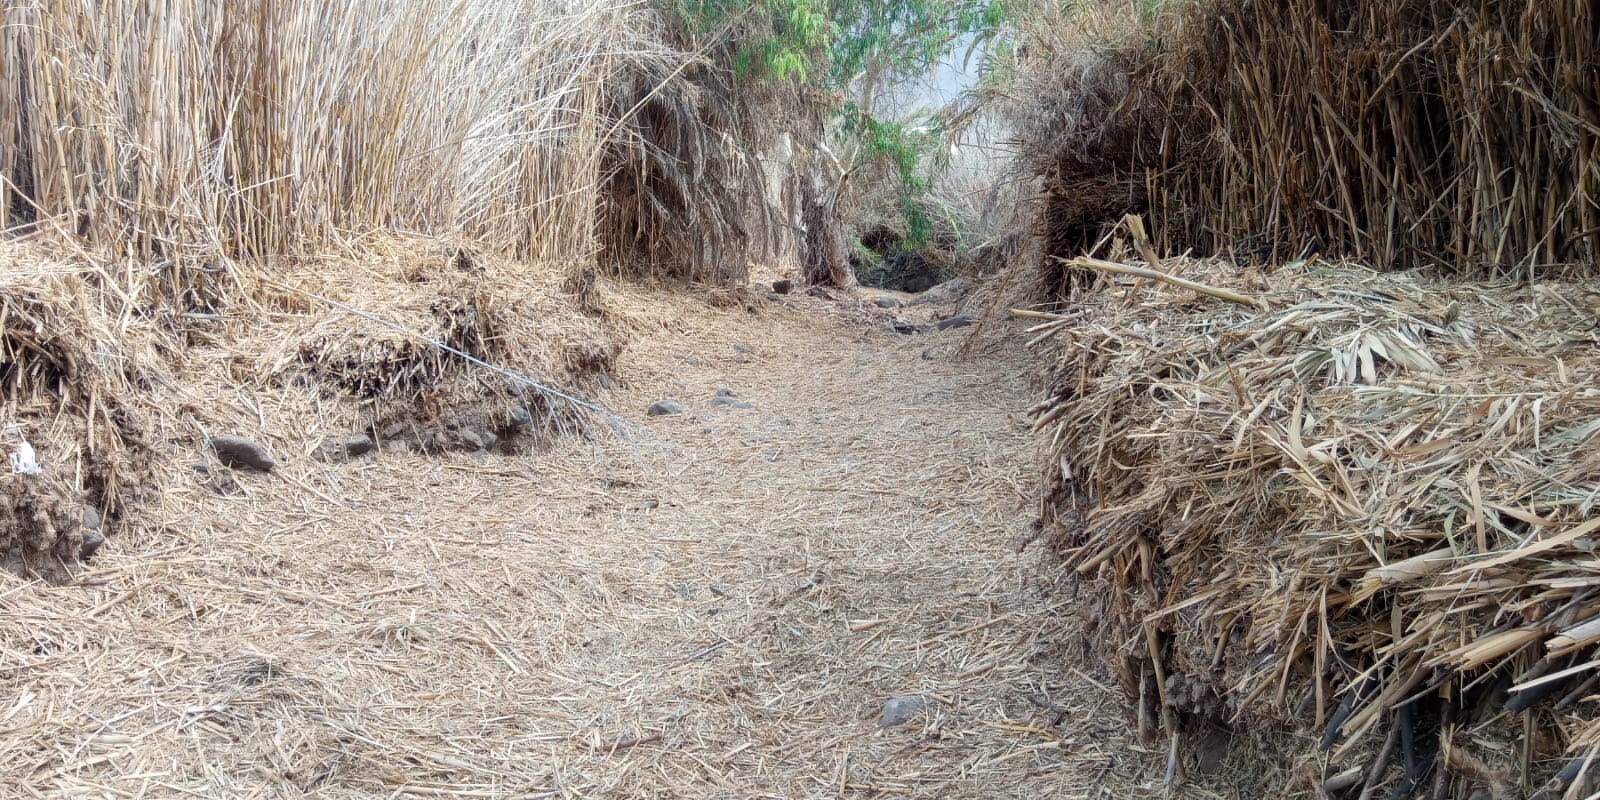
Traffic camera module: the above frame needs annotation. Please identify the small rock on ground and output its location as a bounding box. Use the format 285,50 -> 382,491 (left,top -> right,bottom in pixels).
936,314 -> 975,331
715,388 -> 737,398
79,529 -> 106,560
771,279 -> 793,295
346,434 -> 377,456
878,695 -> 926,728
210,435 -> 276,472
874,295 -> 901,308
647,399 -> 683,416
910,276 -> 973,306
316,434 -> 374,463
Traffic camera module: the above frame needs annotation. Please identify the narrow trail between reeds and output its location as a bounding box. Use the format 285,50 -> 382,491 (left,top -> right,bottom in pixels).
4,293 -> 1161,799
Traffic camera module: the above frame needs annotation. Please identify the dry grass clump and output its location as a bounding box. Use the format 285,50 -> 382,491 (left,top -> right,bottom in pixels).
0,242 -> 162,580
1,229 -> 624,586
594,16 -> 779,285
1028,256 -> 1600,795
243,236 -> 623,452
1013,0 -> 1600,282
2,0 -> 777,285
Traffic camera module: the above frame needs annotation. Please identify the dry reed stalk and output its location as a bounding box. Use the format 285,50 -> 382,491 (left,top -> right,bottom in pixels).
2,0 -> 777,286
1013,0 -> 1600,285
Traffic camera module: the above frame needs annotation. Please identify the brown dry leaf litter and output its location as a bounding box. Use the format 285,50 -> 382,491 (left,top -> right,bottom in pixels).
0,284 -> 1179,798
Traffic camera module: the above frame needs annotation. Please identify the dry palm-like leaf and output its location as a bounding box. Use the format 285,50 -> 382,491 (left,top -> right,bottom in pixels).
1030,257 -> 1600,794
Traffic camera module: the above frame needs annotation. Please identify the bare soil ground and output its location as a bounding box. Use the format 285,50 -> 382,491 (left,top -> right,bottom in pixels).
0,290 -> 1177,798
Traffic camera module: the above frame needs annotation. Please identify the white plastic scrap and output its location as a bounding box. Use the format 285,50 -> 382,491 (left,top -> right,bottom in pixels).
7,428 -> 42,475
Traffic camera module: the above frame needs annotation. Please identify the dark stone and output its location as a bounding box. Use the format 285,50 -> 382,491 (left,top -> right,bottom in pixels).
771,279 -> 793,294
510,406 -> 534,428
910,276 -> 973,306
79,529 -> 106,560
344,434 -> 376,457
936,314 -> 975,331
715,388 -> 737,398
82,507 -> 101,531
732,343 -> 751,354
878,696 -> 926,728
921,348 -> 936,361
647,400 -> 683,416
210,435 -> 275,472
420,430 -> 447,452
316,433 -> 378,463
873,295 -> 901,309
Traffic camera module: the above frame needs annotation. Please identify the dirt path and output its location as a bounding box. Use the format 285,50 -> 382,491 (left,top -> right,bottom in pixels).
1,294 -> 1153,798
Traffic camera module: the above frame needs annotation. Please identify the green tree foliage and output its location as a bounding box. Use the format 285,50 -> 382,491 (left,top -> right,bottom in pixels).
669,0 -> 1016,247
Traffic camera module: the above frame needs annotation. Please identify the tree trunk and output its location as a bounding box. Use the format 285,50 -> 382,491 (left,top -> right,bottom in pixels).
800,167 -> 852,287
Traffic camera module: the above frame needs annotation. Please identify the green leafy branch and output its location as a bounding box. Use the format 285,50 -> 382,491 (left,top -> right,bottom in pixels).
666,0 -> 1017,249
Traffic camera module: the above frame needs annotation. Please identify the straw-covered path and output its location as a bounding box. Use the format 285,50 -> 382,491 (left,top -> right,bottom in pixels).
4,291 -> 1162,798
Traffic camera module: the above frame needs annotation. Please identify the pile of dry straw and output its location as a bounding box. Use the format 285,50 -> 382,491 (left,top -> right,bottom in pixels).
1028,248 -> 1600,795
1013,2 -> 1600,790
1,234 -> 621,581
1,243 -> 162,581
